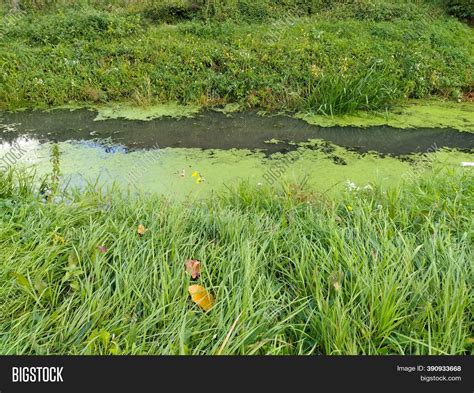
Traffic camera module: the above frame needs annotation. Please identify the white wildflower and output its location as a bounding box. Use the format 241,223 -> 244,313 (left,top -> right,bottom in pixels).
345,180 -> 358,192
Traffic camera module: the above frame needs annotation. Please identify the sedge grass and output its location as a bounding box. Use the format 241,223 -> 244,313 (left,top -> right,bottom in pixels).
0,166 -> 472,355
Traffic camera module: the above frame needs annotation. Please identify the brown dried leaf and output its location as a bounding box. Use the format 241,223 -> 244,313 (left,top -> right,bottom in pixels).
185,259 -> 201,280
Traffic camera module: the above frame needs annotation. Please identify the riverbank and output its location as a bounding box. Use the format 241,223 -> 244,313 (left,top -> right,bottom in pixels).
0,166 -> 472,354
1,1 -> 472,115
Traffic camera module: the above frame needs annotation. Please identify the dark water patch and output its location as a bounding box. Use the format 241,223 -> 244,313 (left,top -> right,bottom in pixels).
1,109 -> 473,155
77,140 -> 129,154
330,155 -> 348,165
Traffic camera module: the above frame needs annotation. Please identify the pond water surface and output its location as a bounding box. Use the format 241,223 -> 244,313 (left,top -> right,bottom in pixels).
1,109 -> 473,198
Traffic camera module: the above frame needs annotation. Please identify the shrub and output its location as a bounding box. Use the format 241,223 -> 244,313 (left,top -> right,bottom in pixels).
6,10 -> 142,44
443,0 -> 474,21
142,1 -> 200,23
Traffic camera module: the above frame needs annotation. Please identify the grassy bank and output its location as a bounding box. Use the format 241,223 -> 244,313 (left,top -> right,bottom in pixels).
1,166 -> 472,355
0,1 -> 472,114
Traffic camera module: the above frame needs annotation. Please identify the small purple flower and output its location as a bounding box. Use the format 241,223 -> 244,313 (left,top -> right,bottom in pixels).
97,245 -> 108,254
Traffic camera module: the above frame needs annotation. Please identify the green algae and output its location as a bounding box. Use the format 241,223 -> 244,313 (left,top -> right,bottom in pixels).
94,99 -> 474,131
296,101 -> 474,133
12,100 -> 473,133
4,138 -> 472,200
94,103 -> 201,121
212,103 -> 241,115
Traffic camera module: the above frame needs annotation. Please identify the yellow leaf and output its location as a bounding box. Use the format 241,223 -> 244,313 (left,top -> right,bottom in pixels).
188,284 -> 214,312
191,171 -> 199,177
137,224 -> 146,236
53,233 -> 66,245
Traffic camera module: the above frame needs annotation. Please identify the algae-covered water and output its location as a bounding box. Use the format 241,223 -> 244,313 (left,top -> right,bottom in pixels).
1,109 -> 473,198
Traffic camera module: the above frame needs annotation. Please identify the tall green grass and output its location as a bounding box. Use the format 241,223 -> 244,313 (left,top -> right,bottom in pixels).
0,166 -> 472,355
0,1 -> 472,112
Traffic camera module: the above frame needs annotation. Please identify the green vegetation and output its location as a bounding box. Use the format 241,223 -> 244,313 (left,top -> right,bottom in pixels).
298,100 -> 474,132
0,0 -> 472,114
93,102 -> 201,120
0,164 -> 472,355
441,0 -> 474,21
1,0 -> 473,356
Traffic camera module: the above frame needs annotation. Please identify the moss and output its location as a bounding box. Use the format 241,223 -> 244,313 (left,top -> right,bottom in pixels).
296,100 -> 474,132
